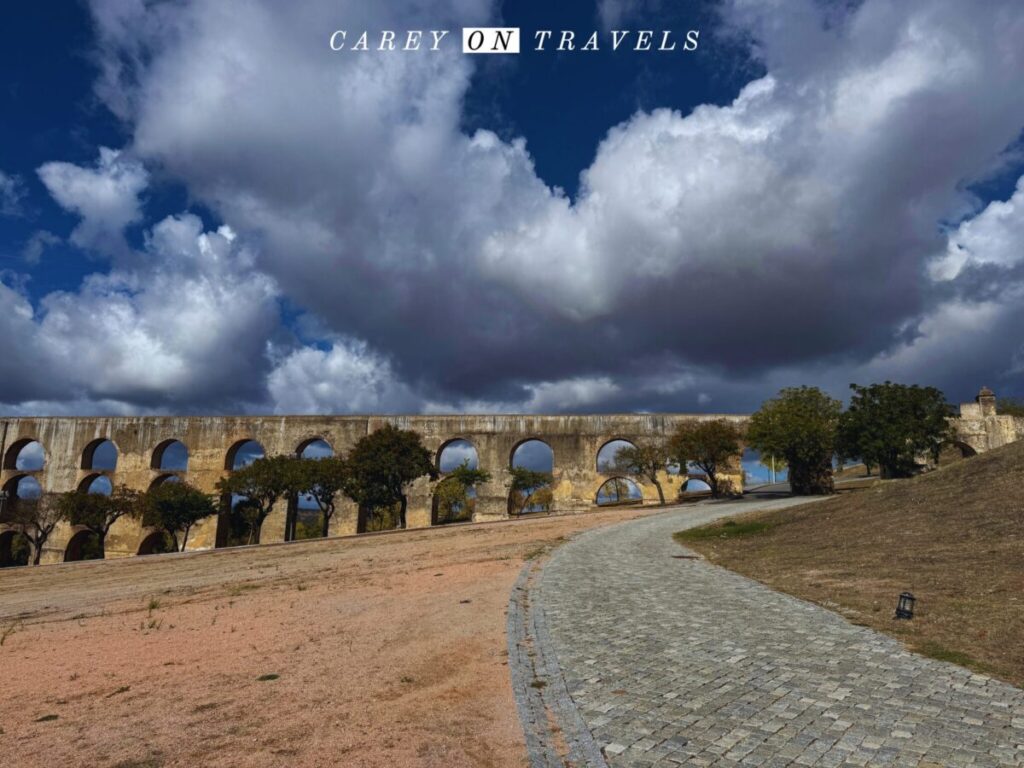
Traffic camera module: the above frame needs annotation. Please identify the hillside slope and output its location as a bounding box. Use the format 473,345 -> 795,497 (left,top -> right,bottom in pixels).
680,440 -> 1024,686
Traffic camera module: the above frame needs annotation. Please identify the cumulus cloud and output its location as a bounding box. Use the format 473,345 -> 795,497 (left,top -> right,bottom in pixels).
5,0 -> 1023,416
0,213 -> 281,410
37,147 -> 149,257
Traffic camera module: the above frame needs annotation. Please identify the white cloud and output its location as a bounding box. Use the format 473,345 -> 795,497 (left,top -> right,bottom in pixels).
22,230 -> 61,265
37,147 -> 149,257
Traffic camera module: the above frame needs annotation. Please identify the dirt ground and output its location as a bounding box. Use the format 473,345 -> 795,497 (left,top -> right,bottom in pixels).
678,441 -> 1024,687
0,507 -> 654,768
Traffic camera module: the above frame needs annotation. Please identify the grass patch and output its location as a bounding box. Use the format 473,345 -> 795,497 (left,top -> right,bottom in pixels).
914,642 -> 988,672
674,519 -> 776,542
256,673 -> 279,682
35,714 -> 59,722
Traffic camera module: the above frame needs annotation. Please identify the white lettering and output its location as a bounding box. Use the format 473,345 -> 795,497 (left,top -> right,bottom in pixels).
404,30 -> 422,51
582,32 -> 599,51
611,30 -> 630,50
379,30 -> 396,51
658,31 -> 676,51
635,30 -> 653,51
430,30 -> 450,50
684,30 -> 700,52
329,30 -> 346,51
534,30 -> 552,50
352,31 -> 369,51
558,31 -> 575,51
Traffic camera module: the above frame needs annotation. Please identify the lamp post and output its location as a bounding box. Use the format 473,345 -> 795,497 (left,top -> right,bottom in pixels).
895,591 -> 916,620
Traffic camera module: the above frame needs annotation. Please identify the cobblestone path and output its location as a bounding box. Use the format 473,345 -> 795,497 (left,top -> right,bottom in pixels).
535,499 -> 1024,767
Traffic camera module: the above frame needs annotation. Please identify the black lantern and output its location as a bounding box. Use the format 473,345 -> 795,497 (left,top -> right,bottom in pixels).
895,592 -> 916,620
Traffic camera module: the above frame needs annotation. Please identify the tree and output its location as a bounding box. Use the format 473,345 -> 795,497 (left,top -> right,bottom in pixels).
837,382 -> 953,478
434,461 -> 492,524
747,386 -> 841,495
612,441 -> 670,504
59,486 -> 143,557
668,420 -> 742,498
509,467 -> 554,515
757,451 -> 787,483
294,456 -> 350,537
997,398 -> 1024,417
144,482 -> 217,552
343,425 -> 437,530
8,493 -> 67,565
216,455 -> 296,544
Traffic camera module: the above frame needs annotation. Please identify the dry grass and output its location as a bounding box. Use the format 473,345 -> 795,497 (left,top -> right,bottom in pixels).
677,441 -> 1024,686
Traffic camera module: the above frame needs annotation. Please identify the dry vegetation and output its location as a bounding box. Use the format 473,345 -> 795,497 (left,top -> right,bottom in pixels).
0,506 -> 653,768
677,441 -> 1024,686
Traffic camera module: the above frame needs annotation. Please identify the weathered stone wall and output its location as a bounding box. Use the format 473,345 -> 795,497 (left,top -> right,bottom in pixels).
0,413 -> 748,564
951,389 -> 1023,455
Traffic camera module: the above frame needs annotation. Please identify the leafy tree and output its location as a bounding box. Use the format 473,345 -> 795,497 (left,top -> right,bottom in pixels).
7,493 -> 68,565
509,467 -> 554,515
997,397 -> 1024,417
747,386 -> 841,495
434,461 -> 492,524
668,419 -> 742,498
612,441 -> 669,504
59,486 -> 143,557
837,382 -> 953,478
343,425 -> 437,530
294,455 -> 350,538
216,455 -> 297,544
144,481 -> 218,552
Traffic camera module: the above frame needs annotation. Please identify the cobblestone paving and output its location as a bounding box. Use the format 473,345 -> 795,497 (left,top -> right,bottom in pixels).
537,499 -> 1024,767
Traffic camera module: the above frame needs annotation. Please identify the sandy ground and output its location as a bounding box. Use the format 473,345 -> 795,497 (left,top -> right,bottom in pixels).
0,507 -> 655,768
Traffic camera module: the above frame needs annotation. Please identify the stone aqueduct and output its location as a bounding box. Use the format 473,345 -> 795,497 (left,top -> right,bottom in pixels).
0,388 -> 1019,565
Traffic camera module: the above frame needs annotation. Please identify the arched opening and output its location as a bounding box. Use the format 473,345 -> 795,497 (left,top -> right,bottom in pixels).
936,441 -> 978,468
509,439 -> 554,516
595,477 -> 643,507
64,529 -> 103,562
432,484 -> 478,525
226,439 -> 265,471
149,474 -> 182,490
596,439 -> 637,474
0,529 -> 31,568
292,439 -> 335,540
4,439 -> 45,471
137,530 -> 177,556
217,493 -> 264,547
82,439 -> 118,471
437,438 -> 479,472
4,474 -> 43,503
78,474 -> 113,496
152,440 -> 189,471
682,477 -> 713,495
297,438 -> 333,459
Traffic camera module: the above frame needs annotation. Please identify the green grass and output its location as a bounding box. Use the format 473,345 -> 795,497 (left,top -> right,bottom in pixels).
256,673 -> 280,681
914,641 -> 993,674
674,519 -> 777,542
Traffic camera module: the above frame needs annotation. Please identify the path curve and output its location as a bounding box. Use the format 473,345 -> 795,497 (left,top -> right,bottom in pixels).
513,499 -> 1024,767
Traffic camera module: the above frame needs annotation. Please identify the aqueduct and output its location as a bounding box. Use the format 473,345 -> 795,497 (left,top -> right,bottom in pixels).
0,387 -> 1019,565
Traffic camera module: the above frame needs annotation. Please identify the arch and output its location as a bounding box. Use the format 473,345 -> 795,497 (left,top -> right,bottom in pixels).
78,474 -> 113,496
3,474 -> 43,502
137,530 -> 176,556
152,439 -> 189,471
596,438 -> 637,474
226,439 -> 265,471
357,503 -> 401,533
683,477 -> 712,494
437,438 -> 479,473
81,438 -> 118,471
432,481 -> 479,525
509,438 -> 554,473
595,477 -> 644,507
64,529 -> 103,562
149,474 -> 182,491
0,529 -> 31,568
296,438 -> 333,459
4,439 -> 45,471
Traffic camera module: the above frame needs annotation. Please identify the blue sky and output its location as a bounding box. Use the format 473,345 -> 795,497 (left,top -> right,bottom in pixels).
2,0 -> 1024,417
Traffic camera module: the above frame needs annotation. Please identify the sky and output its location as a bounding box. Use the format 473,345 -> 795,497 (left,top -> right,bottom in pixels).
1,0 -> 1024,417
